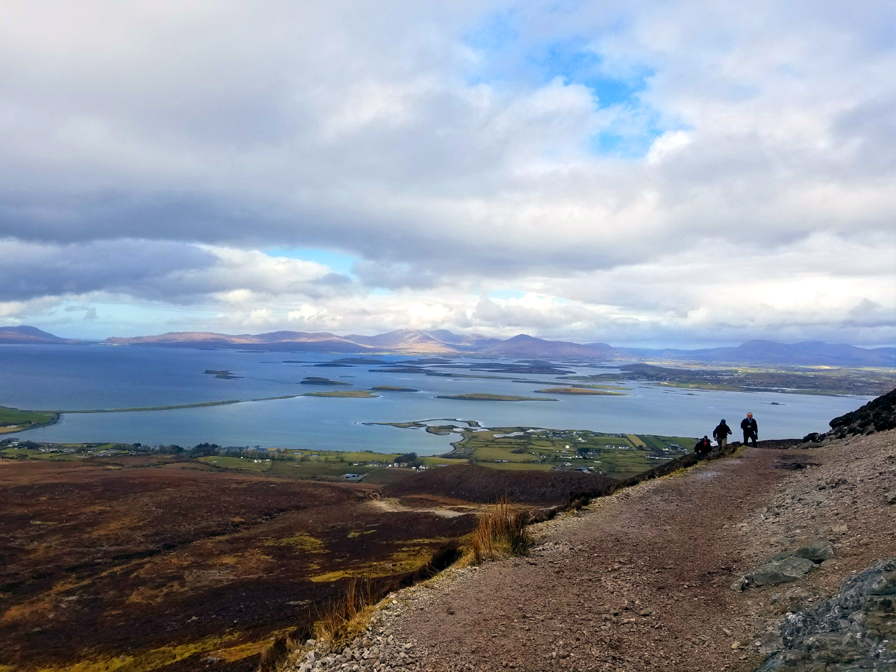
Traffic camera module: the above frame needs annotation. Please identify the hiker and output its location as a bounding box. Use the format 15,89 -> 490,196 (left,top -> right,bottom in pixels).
713,419 -> 732,449
741,412 -> 758,447
694,436 -> 712,459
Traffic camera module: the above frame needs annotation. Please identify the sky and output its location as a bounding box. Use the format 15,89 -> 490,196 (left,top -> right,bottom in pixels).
0,0 -> 893,347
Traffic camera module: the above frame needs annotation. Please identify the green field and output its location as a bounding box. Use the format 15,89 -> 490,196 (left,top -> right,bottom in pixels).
1,421 -> 694,483
440,427 -> 693,479
0,407 -> 58,433
0,441 -> 121,460
199,455 -> 273,472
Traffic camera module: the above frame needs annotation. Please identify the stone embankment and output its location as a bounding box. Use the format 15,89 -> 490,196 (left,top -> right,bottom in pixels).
283,392 -> 896,672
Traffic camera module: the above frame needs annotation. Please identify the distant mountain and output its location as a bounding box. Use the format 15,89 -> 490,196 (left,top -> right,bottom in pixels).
619,340 -> 896,368
104,331 -> 376,353
344,330 -> 454,353
101,328 -> 895,367
107,329 -> 505,356
485,334 -> 616,359
345,329 -> 500,353
0,326 -> 82,344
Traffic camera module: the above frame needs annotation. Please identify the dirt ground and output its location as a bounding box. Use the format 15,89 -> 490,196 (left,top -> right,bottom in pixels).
333,430 -> 896,672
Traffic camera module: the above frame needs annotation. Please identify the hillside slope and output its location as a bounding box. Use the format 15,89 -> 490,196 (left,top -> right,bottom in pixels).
0,326 -> 82,344
289,399 -> 896,671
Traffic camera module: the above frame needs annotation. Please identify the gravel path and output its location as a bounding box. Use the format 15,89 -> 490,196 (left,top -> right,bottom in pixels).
289,429 -> 896,672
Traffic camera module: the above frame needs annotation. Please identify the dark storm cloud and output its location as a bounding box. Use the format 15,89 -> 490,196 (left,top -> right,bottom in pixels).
0,239 -> 216,301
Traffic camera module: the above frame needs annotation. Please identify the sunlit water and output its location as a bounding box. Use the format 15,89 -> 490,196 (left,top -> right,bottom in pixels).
0,345 -> 873,455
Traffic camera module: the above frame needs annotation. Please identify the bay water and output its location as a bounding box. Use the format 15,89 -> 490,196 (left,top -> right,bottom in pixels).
0,345 -> 872,455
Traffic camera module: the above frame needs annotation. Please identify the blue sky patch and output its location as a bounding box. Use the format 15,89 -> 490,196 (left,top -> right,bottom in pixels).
264,247 -> 357,276
489,289 -> 526,300
464,9 -> 519,54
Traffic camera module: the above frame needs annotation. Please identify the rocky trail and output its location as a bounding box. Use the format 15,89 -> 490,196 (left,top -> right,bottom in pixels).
287,424 -> 895,672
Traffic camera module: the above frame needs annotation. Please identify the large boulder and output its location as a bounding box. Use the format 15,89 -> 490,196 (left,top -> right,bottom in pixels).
752,556 -> 816,586
793,540 -> 834,563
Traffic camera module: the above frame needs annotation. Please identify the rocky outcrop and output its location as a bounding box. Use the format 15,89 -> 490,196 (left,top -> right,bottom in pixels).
732,540 -> 835,590
754,558 -> 896,671
827,388 -> 896,438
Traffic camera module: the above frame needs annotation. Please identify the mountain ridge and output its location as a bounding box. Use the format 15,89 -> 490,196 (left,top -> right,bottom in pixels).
3,325 -> 893,367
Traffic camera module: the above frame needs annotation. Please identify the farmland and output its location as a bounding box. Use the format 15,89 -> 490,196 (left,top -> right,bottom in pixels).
0,406 -> 58,433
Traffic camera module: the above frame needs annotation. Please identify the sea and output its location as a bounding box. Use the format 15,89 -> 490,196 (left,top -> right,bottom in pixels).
0,344 -> 874,455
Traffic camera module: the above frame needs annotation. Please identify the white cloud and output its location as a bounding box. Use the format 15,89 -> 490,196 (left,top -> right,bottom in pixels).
0,0 -> 891,345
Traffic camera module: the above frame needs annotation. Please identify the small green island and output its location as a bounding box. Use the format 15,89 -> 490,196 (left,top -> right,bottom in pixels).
534,387 -> 624,396
435,393 -> 556,402
302,390 -> 378,398
300,377 -> 349,386
203,369 -> 241,379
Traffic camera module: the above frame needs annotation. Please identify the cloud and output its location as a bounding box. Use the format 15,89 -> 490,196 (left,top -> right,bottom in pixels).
0,1 -> 891,345
0,239 -> 351,304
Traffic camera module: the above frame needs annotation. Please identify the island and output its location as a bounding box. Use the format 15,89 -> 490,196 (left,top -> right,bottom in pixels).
203,369 -> 241,379
534,387 -> 623,396
300,377 -> 350,386
302,390 -> 378,398
435,393 -> 556,402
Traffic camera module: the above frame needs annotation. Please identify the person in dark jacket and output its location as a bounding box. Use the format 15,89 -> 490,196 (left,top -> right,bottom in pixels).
694,436 -> 711,459
741,412 -> 758,447
713,419 -> 732,449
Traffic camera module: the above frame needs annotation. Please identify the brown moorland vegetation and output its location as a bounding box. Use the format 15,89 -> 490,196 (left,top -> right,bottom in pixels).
0,458 -> 478,671
0,455 -> 614,671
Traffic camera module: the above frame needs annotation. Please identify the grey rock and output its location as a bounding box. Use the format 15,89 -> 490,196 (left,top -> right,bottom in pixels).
752,556 -> 816,586
731,576 -> 751,591
793,539 -> 834,563
885,488 -> 896,505
754,558 -> 896,672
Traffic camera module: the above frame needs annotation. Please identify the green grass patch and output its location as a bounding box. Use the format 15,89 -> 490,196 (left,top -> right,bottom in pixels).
418,456 -> 468,468
199,455 -> 272,472
0,406 -> 58,433
265,533 -> 325,552
0,447 -> 33,457
430,425 -> 691,479
470,445 -> 541,463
